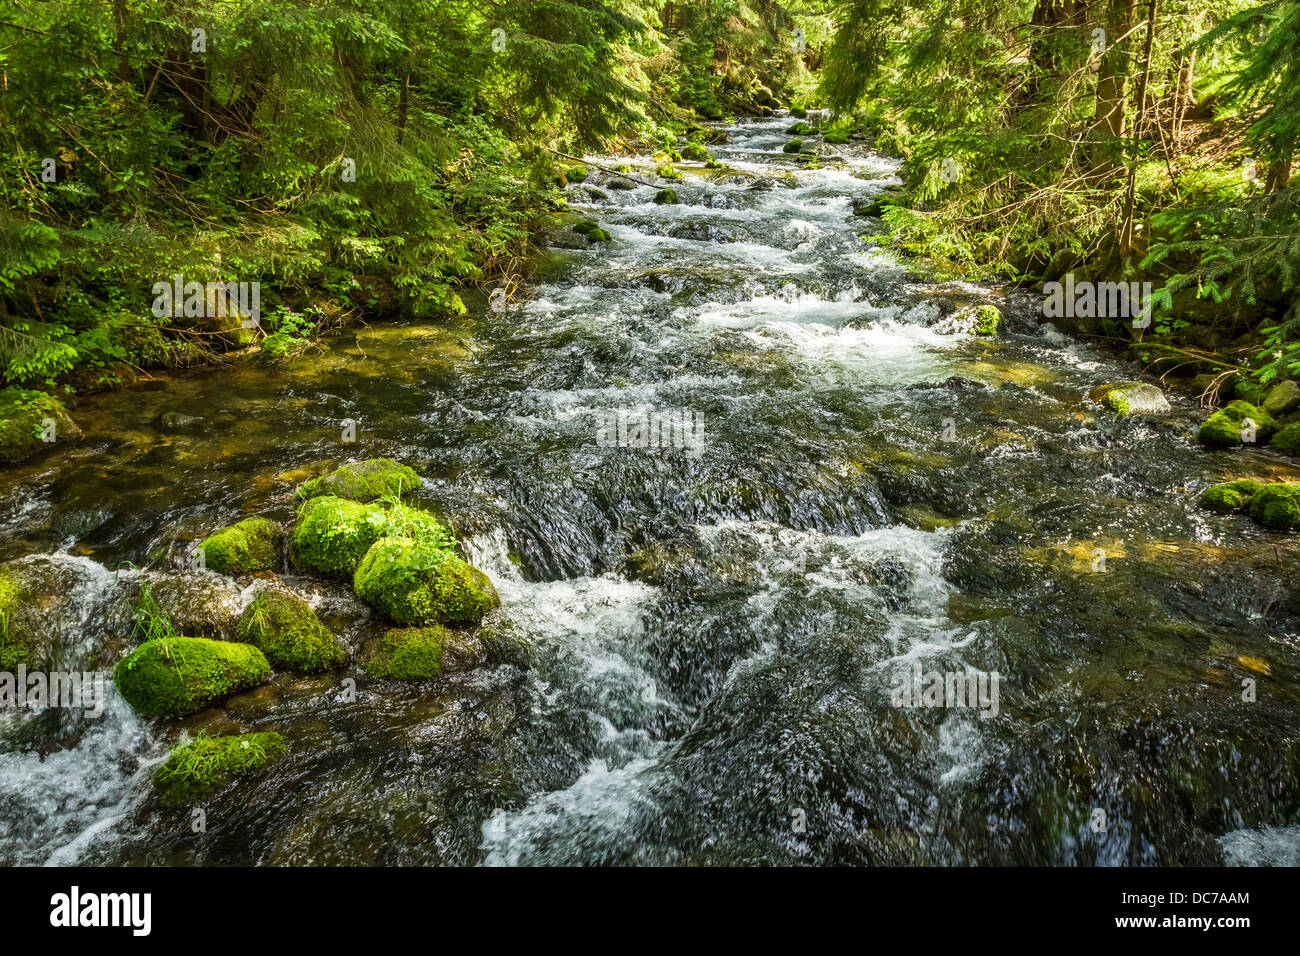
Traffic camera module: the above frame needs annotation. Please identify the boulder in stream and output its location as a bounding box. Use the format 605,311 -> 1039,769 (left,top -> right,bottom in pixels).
1199,401 -> 1277,447
236,587 -> 346,673
153,731 -> 286,804
353,537 -> 499,626
1089,382 -> 1171,416
1197,479 -> 1263,514
290,495 -> 451,580
199,516 -> 282,575
295,458 -> 421,503
1247,483 -> 1300,530
115,636 -> 271,716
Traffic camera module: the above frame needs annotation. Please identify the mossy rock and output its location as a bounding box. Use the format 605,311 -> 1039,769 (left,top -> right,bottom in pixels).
199,516 -> 282,575
973,304 -> 1003,336
353,537 -> 499,626
1271,422 -> 1300,456
0,568 -> 37,671
823,130 -> 851,145
295,458 -> 421,503
1248,483 -> 1300,530
566,166 -> 588,183
680,143 -> 711,162
1198,401 -> 1277,448
656,164 -> 684,181
790,107 -> 808,118
363,626 -> 458,680
154,732 -> 286,804
854,187 -> 906,217
573,219 -> 613,242
786,122 -> 814,135
1198,479 -> 1263,514
289,495 -> 451,580
114,637 -> 271,717
236,589 -> 346,673
1233,377 -> 1266,405
654,188 -> 678,205
782,138 -> 805,154
1089,382 -> 1171,416
0,388 -> 81,463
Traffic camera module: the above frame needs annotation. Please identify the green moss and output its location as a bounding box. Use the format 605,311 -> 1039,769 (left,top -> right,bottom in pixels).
1199,401 -> 1277,448
654,188 -> 678,205
823,130 -> 850,144
115,637 -> 271,717
786,122 -> 814,135
154,731 -> 286,804
656,164 -> 684,181
1270,422 -> 1300,456
1233,377 -> 1266,405
289,495 -> 452,580
199,516 -> 282,575
573,219 -> 613,242
1198,479 -> 1263,514
566,166 -> 588,182
1248,483 -> 1300,530
295,458 -> 421,503
0,388 -> 80,463
782,138 -> 805,153
0,573 -> 27,671
236,590 -> 346,673
363,626 -> 453,680
680,143 -> 711,162
974,304 -> 1003,336
353,537 -> 499,626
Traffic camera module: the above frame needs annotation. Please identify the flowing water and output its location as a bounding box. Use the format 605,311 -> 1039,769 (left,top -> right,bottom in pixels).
3,115 -> 1300,866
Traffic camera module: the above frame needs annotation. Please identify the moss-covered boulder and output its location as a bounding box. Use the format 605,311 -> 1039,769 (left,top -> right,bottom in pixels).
1263,380 -> 1300,417
154,732 -> 286,804
654,188 -> 678,205
289,495 -> 451,580
354,537 -> 499,626
295,458 -> 421,503
1271,422 -> 1300,456
1199,401 -> 1277,448
199,516 -> 282,575
1090,382 -> 1171,416
0,388 -> 81,463
236,589 -> 346,673
566,166 -> 588,183
114,637 -> 271,717
573,219 -> 613,243
1197,479 -> 1263,514
656,164 -> 684,181
0,566 -> 38,671
823,130 -> 851,145
363,626 -> 458,680
1248,483 -> 1300,530
680,142 -> 712,162
973,304 -> 1003,336
782,138 -> 805,154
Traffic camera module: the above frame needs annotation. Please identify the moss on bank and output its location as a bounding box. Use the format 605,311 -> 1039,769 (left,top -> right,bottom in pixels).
0,389 -> 81,463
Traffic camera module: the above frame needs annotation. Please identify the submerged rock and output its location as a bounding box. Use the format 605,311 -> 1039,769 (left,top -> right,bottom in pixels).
236,588 -> 346,673
0,388 -> 80,463
153,731 -> 286,804
115,637 -> 271,716
1089,382 -> 1171,416
295,458 -> 421,503
353,537 -> 499,626
1199,401 -> 1277,448
199,516 -> 282,575
290,495 -> 451,580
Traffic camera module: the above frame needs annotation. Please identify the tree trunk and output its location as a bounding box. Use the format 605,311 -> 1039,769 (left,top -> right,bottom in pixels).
1092,0 -> 1137,173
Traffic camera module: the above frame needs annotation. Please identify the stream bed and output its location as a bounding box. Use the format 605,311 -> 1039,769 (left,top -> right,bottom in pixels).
2,116 -> 1299,866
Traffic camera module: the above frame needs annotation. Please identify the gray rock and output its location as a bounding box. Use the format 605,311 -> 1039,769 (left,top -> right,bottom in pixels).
1263,380 -> 1300,417
1089,382 -> 1172,416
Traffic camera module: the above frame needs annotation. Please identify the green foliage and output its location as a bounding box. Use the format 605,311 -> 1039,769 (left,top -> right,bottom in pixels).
130,578 -> 182,644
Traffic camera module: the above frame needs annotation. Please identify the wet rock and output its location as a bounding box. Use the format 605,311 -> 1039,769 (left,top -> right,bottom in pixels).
158,411 -> 202,429
199,516 -> 283,575
1248,483 -> 1300,530
605,177 -> 638,191
573,219 -> 612,242
295,458 -> 421,503
138,572 -> 244,641
654,188 -> 678,205
1199,401 -> 1277,447
666,222 -> 732,243
1263,380 -> 1300,417
1198,479 -> 1263,514
236,587 -> 346,673
361,624 -> 506,680
853,186 -> 906,218
1089,382 -> 1171,416
353,537 -> 499,626
906,377 -> 987,391
115,637 -> 271,716
0,389 -> 80,463
153,732 -> 286,804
